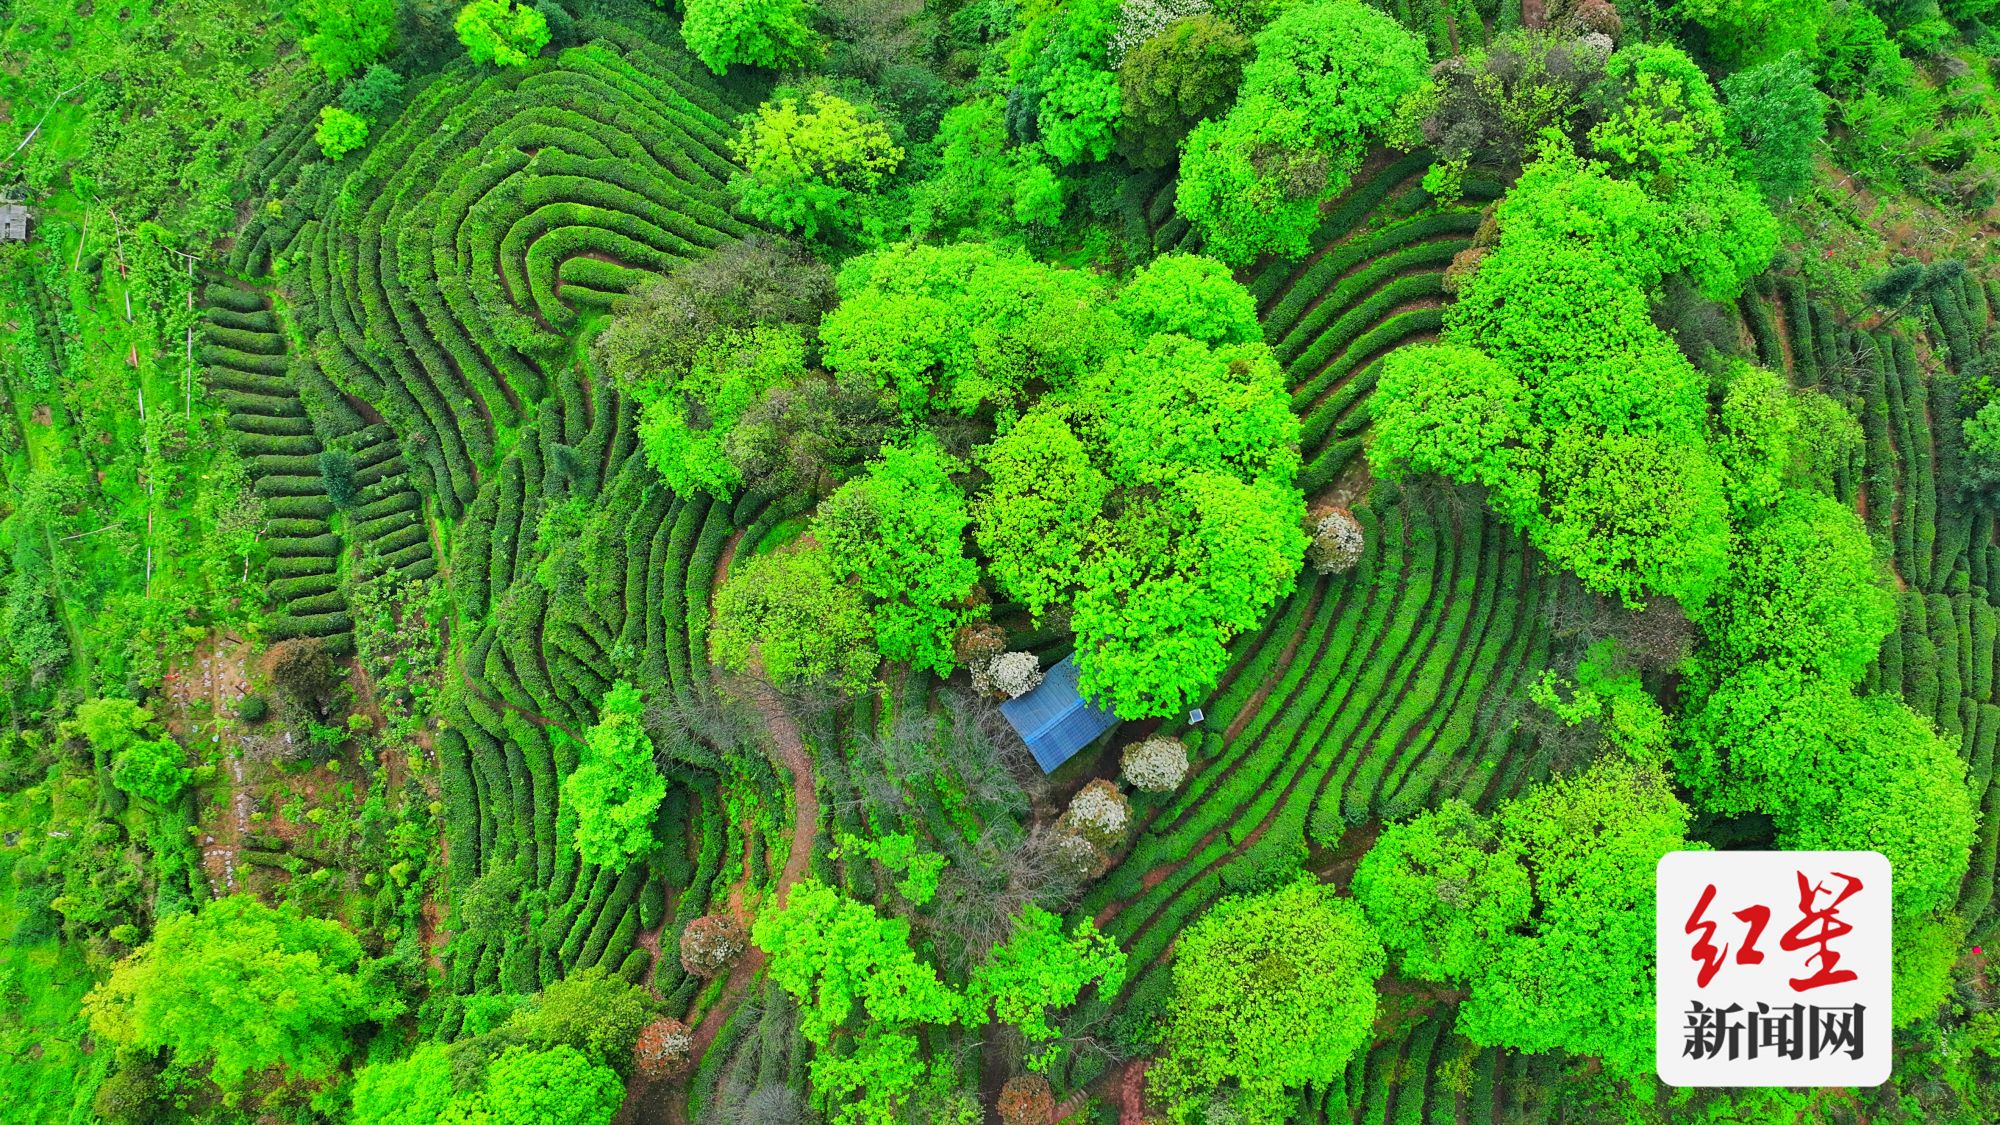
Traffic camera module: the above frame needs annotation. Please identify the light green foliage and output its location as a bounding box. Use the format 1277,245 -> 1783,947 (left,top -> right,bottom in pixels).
456,0 -> 551,67
1677,0 -> 1828,67
806,248 -> 1312,717
1529,643 -> 1674,764
752,878 -> 967,1045
1695,490 -> 1894,686
110,735 -> 191,807
1372,344 -> 1540,521
559,681 -> 666,871
1722,51 -> 1828,201
816,440 -> 981,676
1966,400 -> 2000,499
729,92 -> 904,243
1176,0 -> 1427,263
1590,43 -> 1729,188
711,542 -> 878,695
1712,364 -> 1801,514
1150,878 -> 1385,1122
1114,254 -> 1262,346
681,0 -> 821,75
820,242 -> 1121,418
1681,665 -> 1975,919
636,325 -> 809,496
837,832 -> 947,905
1352,800 -> 1532,981
910,98 -> 1064,238
84,896 -> 398,1094
1116,15 -> 1254,169
1012,0 -> 1123,166
1356,758 -> 1693,1079
1089,336 -> 1298,486
282,0 -> 395,80
1070,461 -> 1306,718
973,405 -> 1111,620
449,1045 -> 623,1124
1375,133 -> 1784,608
1040,58 -> 1123,165
969,906 -> 1127,1064
805,1028 -> 931,1125
1894,912 -> 1967,1028
315,106 -> 369,160
350,1043 -> 456,1125
502,966 -> 654,1067
74,699 -> 189,805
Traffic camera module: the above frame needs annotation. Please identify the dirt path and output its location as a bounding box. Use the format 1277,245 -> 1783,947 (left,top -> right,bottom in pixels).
165,634 -> 252,895
646,682 -> 818,1125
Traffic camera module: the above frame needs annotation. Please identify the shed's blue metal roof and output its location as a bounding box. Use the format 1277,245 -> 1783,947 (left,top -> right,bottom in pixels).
999,654 -> 1120,773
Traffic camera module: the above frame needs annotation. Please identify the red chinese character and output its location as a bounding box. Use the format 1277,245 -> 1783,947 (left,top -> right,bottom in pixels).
1687,884 -> 1775,987
1687,884 -> 1728,987
1780,871 -> 1863,992
1734,903 -> 1771,966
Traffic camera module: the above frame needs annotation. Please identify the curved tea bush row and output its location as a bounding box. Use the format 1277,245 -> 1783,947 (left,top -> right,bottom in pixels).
235,20 -> 748,521
199,285 -> 353,654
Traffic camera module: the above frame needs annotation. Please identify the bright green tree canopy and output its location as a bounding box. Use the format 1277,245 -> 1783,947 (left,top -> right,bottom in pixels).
560,681 -> 666,870
85,896 -> 397,1094
1150,878 -> 1386,1122
456,0 -> 550,68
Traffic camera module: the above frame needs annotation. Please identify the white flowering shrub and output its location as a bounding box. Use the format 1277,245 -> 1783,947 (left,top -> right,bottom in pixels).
1122,735 -> 1190,791
973,650 -> 1044,698
1307,507 -> 1365,575
1109,0 -> 1211,65
1059,778 -> 1132,850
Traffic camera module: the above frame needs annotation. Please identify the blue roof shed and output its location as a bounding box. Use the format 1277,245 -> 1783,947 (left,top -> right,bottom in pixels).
1000,654 -> 1120,773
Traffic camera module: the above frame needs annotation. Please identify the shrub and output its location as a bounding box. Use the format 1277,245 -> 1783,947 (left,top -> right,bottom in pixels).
1306,507 -> 1364,575
678,913 -> 750,977
1058,779 -> 1131,851
456,0 -> 550,67
633,1018 -> 694,1080
682,0 -> 821,75
1121,735 -> 1189,792
315,107 -> 369,160
998,1074 -> 1056,1125
971,651 -> 1044,699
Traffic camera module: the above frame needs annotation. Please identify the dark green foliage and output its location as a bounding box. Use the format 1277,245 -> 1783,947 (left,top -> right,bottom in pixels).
1116,16 -> 1253,170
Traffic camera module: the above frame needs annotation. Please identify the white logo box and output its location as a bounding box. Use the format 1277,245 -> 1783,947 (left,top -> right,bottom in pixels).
1656,850 -> 1891,1087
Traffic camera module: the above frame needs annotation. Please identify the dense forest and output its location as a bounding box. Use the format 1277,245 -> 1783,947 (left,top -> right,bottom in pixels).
6,0 -> 2000,1121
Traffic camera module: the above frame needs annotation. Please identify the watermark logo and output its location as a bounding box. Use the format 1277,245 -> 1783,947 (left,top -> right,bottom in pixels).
1656,851 -> 1891,1087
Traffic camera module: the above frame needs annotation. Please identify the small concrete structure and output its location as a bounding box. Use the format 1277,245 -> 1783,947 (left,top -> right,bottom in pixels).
0,204 -> 29,242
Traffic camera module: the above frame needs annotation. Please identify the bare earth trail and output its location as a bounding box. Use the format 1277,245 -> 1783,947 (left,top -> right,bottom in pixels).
624,681 -> 818,1125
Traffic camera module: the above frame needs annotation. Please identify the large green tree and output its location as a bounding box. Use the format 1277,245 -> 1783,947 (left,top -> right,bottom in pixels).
1115,15 -> 1253,169
560,681 -> 666,871
729,92 -> 904,244
84,896 -> 399,1095
1149,878 -> 1385,1122
455,0 -> 550,67
711,541 -> 878,696
281,0 -> 396,80
752,879 -> 966,1122
1354,758 -> 1692,1079
1680,664 -> 1975,919
816,440 -> 982,676
1176,0 -> 1427,263
681,0 -> 822,74
969,906 -> 1126,1067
